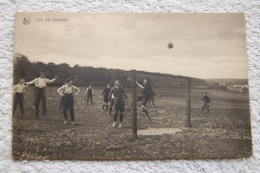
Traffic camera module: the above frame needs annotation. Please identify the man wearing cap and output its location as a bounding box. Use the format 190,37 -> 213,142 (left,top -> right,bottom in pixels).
26,72 -> 57,118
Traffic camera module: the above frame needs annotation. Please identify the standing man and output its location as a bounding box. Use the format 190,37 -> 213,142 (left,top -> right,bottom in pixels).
200,92 -> 211,114
57,78 -> 80,125
100,83 -> 111,111
26,72 -> 57,119
13,78 -> 27,117
85,84 -> 94,104
136,79 -> 152,123
110,80 -> 128,128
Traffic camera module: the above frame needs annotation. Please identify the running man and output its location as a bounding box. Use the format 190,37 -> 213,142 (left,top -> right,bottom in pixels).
136,79 -> 152,123
13,78 -> 27,117
100,83 -> 111,111
57,78 -> 80,125
26,72 -> 57,119
110,80 -> 128,128
85,84 -> 94,104
200,92 -> 211,114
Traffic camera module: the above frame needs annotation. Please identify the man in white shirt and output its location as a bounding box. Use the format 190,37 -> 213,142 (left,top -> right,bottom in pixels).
26,72 -> 57,119
13,78 -> 27,116
57,78 -> 80,125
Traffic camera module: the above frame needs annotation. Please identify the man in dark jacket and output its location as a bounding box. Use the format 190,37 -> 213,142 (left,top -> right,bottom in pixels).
200,92 -> 211,114
100,83 -> 111,111
110,80 -> 128,128
136,79 -> 152,123
85,84 -> 94,104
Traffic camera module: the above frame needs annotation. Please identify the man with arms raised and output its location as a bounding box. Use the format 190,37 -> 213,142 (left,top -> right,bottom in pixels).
26,72 -> 57,119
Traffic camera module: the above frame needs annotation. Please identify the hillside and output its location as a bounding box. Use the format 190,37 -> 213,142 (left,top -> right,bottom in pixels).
205,79 -> 248,85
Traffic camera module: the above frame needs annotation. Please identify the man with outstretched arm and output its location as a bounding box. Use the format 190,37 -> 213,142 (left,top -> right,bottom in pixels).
136,79 -> 152,123
26,72 -> 57,119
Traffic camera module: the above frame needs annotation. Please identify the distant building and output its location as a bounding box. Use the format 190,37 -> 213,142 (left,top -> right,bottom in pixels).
227,85 -> 248,93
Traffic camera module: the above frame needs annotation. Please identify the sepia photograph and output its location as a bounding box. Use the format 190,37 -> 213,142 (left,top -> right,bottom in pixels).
12,12 -> 252,161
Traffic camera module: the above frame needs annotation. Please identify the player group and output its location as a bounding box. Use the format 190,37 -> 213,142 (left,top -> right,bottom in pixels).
13,72 -> 211,128
13,72 -> 159,128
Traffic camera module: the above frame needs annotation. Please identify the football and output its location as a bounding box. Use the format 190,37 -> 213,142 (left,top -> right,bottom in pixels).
168,42 -> 173,49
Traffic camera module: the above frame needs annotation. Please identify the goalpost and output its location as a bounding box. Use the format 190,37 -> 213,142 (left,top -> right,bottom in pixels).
130,70 -> 192,138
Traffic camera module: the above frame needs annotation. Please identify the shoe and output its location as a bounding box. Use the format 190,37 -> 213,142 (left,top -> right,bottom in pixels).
71,122 -> 75,125
112,122 -> 116,127
118,123 -> 123,128
64,120 -> 67,125
34,115 -> 37,119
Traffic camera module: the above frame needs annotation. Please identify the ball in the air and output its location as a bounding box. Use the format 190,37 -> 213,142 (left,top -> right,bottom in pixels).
168,42 -> 173,49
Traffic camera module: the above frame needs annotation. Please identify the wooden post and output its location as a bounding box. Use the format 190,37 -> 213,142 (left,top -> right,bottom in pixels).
131,70 -> 138,138
187,78 -> 192,127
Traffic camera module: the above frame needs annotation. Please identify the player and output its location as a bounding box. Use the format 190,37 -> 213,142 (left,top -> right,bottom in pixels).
26,72 -> 57,119
85,84 -> 94,104
57,78 -> 80,125
136,79 -> 152,123
13,78 -> 27,117
110,80 -> 128,128
100,83 -> 111,111
200,92 -> 211,114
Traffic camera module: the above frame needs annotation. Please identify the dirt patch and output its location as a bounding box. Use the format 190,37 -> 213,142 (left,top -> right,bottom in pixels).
138,128 -> 184,135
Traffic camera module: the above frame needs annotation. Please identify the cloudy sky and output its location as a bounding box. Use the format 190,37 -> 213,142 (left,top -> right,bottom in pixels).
14,13 -> 248,79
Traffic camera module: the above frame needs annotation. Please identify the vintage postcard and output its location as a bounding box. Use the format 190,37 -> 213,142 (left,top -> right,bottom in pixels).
13,13 -> 252,160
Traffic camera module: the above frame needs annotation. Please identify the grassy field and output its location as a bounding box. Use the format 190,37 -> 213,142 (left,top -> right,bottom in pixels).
12,86 -> 252,160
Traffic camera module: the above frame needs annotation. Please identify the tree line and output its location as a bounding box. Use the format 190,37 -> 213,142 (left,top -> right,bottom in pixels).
13,53 -> 208,88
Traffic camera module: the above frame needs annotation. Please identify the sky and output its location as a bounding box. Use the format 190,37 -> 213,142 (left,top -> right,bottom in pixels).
14,13 -> 248,79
